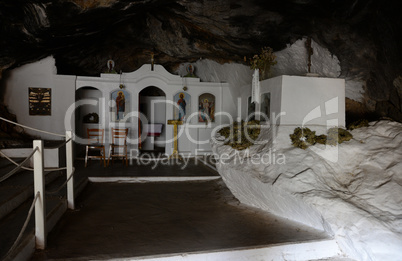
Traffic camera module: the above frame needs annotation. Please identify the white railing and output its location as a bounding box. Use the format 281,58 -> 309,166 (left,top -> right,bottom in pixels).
32,134 -> 75,249
0,117 -> 76,256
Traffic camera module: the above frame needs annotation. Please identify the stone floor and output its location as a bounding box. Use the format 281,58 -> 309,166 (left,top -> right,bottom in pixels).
29,158 -> 330,260
79,155 -> 219,177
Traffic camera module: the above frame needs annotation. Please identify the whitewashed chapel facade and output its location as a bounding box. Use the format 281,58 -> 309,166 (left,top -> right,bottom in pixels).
75,64 -> 234,156
2,56 -> 345,158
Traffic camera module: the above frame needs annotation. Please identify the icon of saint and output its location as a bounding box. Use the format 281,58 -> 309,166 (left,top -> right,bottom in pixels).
177,93 -> 186,120
116,91 -> 125,120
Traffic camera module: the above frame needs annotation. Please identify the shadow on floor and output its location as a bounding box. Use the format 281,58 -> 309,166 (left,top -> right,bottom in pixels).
31,180 -> 329,260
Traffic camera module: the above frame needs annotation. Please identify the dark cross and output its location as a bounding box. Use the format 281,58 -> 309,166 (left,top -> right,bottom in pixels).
151,52 -> 154,71
306,37 -> 313,73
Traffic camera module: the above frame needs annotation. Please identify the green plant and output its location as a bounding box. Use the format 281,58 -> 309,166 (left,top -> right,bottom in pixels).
249,46 -> 277,80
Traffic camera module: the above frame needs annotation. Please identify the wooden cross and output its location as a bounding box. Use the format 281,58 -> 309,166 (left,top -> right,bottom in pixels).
306,37 -> 313,73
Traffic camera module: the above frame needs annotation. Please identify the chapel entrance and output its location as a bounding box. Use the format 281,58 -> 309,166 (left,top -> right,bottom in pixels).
138,86 -> 166,156
74,86 -> 103,157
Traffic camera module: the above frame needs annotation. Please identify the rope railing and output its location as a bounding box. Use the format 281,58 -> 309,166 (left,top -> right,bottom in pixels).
4,192 -> 40,260
0,116 -> 65,137
0,150 -> 69,173
44,138 -> 72,150
46,167 -> 76,194
0,147 -> 39,183
0,129 -> 75,256
0,116 -> 69,174
0,150 -> 34,171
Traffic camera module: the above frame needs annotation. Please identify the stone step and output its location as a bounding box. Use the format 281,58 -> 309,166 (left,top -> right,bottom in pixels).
0,158 -> 88,221
0,168 -> 62,221
0,164 -> 88,261
126,239 -> 343,261
0,196 -> 67,260
37,239 -> 343,261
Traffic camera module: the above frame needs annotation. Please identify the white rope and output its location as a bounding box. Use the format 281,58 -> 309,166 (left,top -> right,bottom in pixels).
0,116 -> 65,137
44,138 -> 72,150
0,150 -> 34,171
4,192 -> 39,259
45,167 -> 67,172
0,147 -> 39,183
46,167 -> 76,194
0,150 -> 68,174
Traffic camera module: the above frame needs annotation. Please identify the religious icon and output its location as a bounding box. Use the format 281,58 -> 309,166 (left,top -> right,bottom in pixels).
260,93 -> 271,122
173,92 -> 191,121
111,89 -> 130,122
198,93 -> 215,123
29,87 -> 51,115
106,59 -> 116,73
247,96 -> 255,121
116,91 -> 125,120
185,64 -> 196,77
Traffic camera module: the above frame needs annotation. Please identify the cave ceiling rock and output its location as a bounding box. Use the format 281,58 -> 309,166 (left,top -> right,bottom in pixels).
0,0 -> 401,121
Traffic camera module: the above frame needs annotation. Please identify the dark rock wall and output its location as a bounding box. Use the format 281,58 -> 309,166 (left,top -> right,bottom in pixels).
0,0 -> 401,121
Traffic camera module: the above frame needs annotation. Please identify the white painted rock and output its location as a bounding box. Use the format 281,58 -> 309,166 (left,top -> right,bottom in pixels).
211,120 -> 402,261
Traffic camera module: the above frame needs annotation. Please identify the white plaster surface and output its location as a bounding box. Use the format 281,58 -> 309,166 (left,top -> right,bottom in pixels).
211,120 -> 402,261
272,38 -> 365,103
345,79 -> 365,102
239,75 -> 345,127
76,64 -> 232,156
2,56 -> 76,140
177,38 -> 364,115
271,38 -> 341,78
1,59 -> 235,155
176,59 -> 252,102
280,76 -> 345,127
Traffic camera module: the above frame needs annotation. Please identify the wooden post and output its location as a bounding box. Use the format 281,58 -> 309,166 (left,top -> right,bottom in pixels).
66,131 -> 74,209
33,140 -> 46,249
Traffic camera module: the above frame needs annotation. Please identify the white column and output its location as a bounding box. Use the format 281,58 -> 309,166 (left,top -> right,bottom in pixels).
66,131 -> 74,209
33,140 -> 46,249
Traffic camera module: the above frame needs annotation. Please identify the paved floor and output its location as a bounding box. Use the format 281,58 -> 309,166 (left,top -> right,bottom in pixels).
79,156 -> 219,177
30,160 -> 330,260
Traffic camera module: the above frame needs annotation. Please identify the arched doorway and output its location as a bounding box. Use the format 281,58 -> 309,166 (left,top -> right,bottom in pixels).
75,87 -> 102,157
138,86 -> 166,155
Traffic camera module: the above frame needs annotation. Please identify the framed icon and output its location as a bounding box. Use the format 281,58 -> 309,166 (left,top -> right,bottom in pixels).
198,93 -> 215,123
29,87 -> 51,115
173,92 -> 191,121
110,89 -> 130,122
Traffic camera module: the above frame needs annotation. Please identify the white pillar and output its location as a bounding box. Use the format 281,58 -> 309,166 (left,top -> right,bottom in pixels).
33,140 -> 46,249
237,97 -> 242,122
66,131 -> 74,209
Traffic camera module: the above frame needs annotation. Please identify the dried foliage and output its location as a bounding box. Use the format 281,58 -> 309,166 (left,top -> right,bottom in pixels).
347,119 -> 369,130
315,134 -> 327,145
218,120 -> 261,150
326,128 -> 353,146
249,47 -> 277,79
289,127 -> 317,149
290,127 -> 353,149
